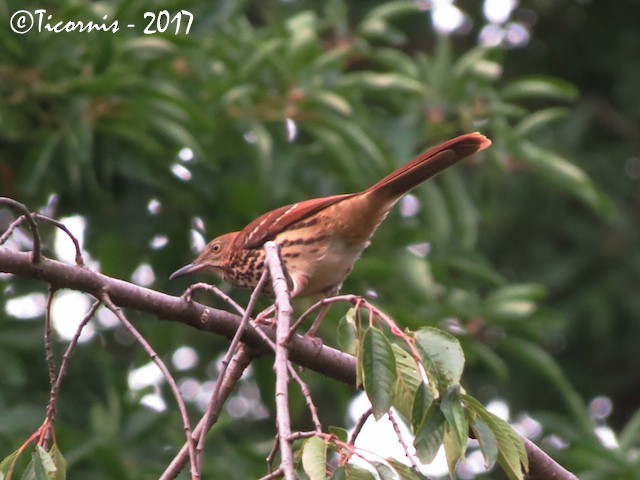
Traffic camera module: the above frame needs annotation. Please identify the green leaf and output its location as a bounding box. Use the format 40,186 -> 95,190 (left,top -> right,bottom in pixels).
34,446 -> 57,480
442,253 -> 505,286
310,44 -> 354,72
443,424 -> 464,480
502,76 -> 578,102
420,183 -> 451,247
385,459 -> 431,480
339,72 -> 428,96
20,456 -> 35,480
48,445 -> 66,480
302,436 -> 328,480
25,131 -> 62,195
485,283 -> 546,320
519,141 -> 612,217
442,169 -> 478,250
306,90 -> 353,117
220,84 -> 258,107
413,407 -> 445,464
306,122 -> 359,179
620,406 -> 640,452
286,11 -> 319,59
471,343 -> 510,382
240,39 -> 284,78
500,337 -> 591,431
247,121 -> 273,175
392,344 -> 423,422
410,382 -> 435,433
371,48 -> 419,78
343,463 -> 376,479
0,448 -> 22,479
337,308 -> 359,354
334,119 -> 386,169
371,462 -> 396,480
414,327 -> 465,393
362,0 -> 420,24
359,1 -> 419,41
471,419 -> 498,470
120,37 -> 177,60
440,387 -> 468,456
515,107 -> 570,136
329,426 -> 349,443
361,327 -> 397,420
453,47 -> 501,81
464,395 -> 528,480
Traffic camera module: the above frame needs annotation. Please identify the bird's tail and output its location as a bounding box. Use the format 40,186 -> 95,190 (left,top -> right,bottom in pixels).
365,132 -> 491,203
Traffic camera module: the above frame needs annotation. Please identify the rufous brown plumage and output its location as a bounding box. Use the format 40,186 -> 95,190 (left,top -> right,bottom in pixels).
170,133 -> 491,297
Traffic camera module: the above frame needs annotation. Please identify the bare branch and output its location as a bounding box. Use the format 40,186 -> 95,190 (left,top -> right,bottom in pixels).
387,410 -> 418,469
524,437 -> 578,480
161,344 -> 256,480
43,286 -> 58,388
264,241 -> 296,480
0,197 -> 41,263
287,365 -> 322,433
31,213 -> 85,266
289,294 -> 361,337
195,269 -> 269,469
0,247 -> 357,385
0,243 -> 578,480
349,407 -> 372,446
42,299 -> 102,451
181,282 -> 245,316
100,291 -> 199,480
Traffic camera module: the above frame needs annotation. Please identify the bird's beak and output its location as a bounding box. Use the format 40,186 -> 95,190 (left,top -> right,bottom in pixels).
169,262 -> 204,280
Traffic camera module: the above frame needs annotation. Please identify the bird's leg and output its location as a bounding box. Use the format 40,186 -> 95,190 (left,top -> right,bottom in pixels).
254,304 -> 276,326
304,303 -> 330,338
254,266 -> 307,326
305,285 -> 341,337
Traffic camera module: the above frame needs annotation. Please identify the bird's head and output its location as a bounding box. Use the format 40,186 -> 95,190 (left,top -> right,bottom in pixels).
169,232 -> 238,281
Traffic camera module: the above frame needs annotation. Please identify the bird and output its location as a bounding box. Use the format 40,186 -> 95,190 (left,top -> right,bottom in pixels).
170,132 -> 491,298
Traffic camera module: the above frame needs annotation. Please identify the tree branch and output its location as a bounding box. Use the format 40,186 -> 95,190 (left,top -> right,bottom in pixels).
264,241 -> 295,480
0,247 -> 356,386
0,246 -> 578,479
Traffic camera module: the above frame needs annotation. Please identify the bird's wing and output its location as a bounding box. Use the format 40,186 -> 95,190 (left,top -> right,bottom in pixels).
234,193 -> 355,249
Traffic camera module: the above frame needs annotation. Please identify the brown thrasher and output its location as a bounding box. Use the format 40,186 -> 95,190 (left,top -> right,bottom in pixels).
170,133 -> 491,297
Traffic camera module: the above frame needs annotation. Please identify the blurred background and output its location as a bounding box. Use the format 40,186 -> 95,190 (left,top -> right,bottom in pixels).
1,0 -> 638,478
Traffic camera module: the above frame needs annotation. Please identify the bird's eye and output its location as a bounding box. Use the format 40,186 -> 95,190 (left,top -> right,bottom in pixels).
211,243 -> 221,253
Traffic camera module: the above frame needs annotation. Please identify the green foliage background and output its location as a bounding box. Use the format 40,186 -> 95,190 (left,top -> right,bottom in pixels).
1,0 -> 638,478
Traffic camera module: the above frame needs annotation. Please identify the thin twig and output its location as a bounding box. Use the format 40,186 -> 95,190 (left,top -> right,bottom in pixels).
387,409 -> 418,469
258,466 -> 284,480
523,436 -> 578,480
181,282 -> 245,316
264,241 -> 296,480
0,248 -> 359,386
349,407 -> 372,446
100,291 -> 199,480
266,434 -> 280,474
287,365 -> 322,433
359,298 -> 430,385
0,211 -> 84,265
32,213 -> 85,266
41,286 -> 58,450
0,197 -> 41,263
0,215 -> 28,247
45,300 -> 102,434
194,269 -> 270,470
288,294 -> 361,337
160,344 -> 256,480
43,286 -> 58,388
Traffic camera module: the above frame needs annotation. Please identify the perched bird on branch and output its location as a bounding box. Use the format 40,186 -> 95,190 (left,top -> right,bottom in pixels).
170,133 -> 491,298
